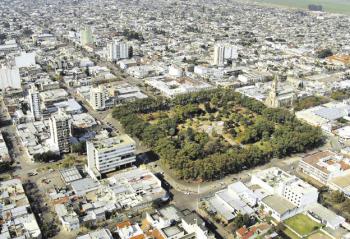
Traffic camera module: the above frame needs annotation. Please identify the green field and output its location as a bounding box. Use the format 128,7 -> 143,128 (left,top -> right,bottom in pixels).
247,0 -> 350,15
284,214 -> 322,237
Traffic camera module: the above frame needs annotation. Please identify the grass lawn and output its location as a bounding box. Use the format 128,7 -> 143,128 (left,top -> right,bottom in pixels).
246,0 -> 350,15
284,214 -> 322,236
308,231 -> 332,239
283,228 -> 300,239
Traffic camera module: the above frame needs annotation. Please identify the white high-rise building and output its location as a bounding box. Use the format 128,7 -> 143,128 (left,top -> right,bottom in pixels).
213,44 -> 225,66
213,44 -> 238,66
106,40 -> 130,61
49,112 -> 71,153
86,132 -> 136,179
89,85 -> 106,111
0,67 -> 21,90
80,26 -> 94,47
28,86 -> 41,120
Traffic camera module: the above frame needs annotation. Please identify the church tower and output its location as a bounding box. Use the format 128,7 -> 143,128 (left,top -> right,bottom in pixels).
265,75 -> 279,108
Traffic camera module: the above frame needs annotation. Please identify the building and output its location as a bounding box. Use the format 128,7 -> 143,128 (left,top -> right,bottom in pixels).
116,221 -> 145,239
28,85 -> 41,120
76,229 -> 113,239
97,168 -> 166,209
86,131 -> 136,178
251,167 -> 318,208
80,26 -> 94,47
209,181 -> 257,223
213,43 -> 238,66
106,40 -> 130,62
89,85 -> 106,111
299,151 -> 350,196
144,205 -> 215,239
0,179 -> 41,238
213,44 -> 225,66
0,131 -> 10,162
299,151 -> 350,184
0,67 -> 21,90
265,76 -> 294,108
49,111 -> 71,153
55,204 -> 80,232
15,52 -> 36,68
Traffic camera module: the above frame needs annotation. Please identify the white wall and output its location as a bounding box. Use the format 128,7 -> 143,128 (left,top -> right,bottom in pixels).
0,67 -> 21,89
15,52 -> 36,68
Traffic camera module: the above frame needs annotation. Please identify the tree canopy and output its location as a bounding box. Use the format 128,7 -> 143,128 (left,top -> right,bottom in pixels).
113,89 -> 324,181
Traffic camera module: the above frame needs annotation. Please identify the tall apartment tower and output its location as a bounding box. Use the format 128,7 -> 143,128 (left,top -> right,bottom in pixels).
28,86 -> 41,120
213,44 -> 225,66
213,43 -> 238,66
89,85 -> 106,111
106,40 -> 130,62
80,26 -> 94,47
49,111 -> 71,154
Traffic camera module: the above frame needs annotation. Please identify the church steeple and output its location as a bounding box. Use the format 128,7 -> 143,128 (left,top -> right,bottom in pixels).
272,75 -> 278,96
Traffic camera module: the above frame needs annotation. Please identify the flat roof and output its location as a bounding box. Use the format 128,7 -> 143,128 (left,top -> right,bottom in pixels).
307,203 -> 345,227
301,151 -> 337,174
262,195 -> 296,215
330,172 -> 350,189
162,225 -> 183,237
71,177 -> 100,195
60,167 -> 82,184
91,134 -> 135,150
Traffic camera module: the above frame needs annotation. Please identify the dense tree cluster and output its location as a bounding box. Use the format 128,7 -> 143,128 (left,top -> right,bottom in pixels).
319,188 -> 350,221
330,90 -> 350,101
113,89 -> 324,181
33,151 -> 60,162
293,96 -> 329,111
317,48 -> 333,59
122,29 -> 144,41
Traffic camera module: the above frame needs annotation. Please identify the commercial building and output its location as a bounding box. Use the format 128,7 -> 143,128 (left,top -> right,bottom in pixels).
89,85 -> 107,111
86,132 -> 136,178
49,111 -> 71,153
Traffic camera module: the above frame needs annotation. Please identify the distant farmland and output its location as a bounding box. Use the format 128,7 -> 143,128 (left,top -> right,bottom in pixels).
248,0 -> 350,15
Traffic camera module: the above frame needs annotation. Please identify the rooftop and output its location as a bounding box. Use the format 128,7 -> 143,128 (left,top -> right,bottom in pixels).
90,133 -> 135,151
262,195 -> 297,215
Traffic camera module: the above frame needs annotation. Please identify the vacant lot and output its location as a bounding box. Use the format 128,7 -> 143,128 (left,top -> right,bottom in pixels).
284,214 -> 322,236
249,0 -> 350,15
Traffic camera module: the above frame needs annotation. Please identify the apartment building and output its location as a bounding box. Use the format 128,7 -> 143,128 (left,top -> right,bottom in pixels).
89,85 -> 106,111
28,85 -> 41,120
49,111 -> 71,153
86,132 -> 136,178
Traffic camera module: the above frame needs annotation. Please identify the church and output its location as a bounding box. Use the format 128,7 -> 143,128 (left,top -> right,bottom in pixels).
265,76 -> 295,108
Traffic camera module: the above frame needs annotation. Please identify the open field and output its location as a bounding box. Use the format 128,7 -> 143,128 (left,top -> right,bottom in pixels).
284,214 -> 322,236
246,0 -> 350,15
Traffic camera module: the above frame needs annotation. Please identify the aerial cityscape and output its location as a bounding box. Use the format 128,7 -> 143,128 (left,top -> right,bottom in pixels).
0,0 -> 350,238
